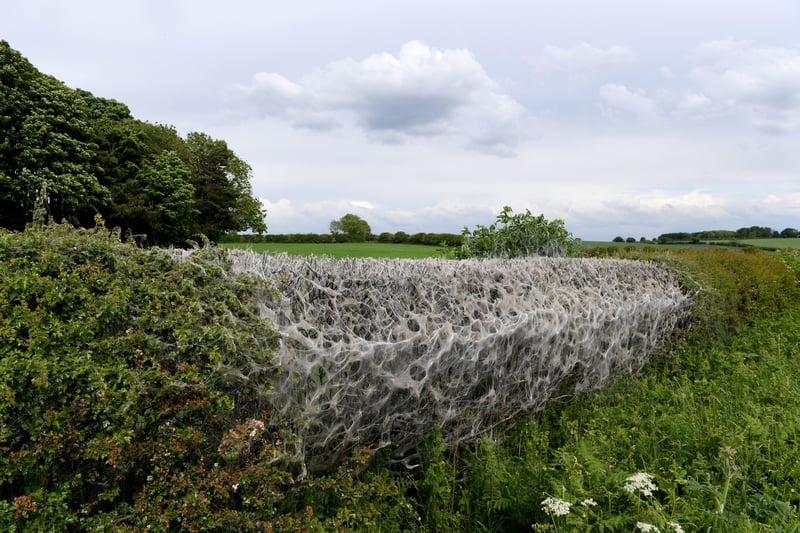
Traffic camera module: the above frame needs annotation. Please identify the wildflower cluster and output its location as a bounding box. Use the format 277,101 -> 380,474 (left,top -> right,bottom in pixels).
534,473 -> 687,531
625,472 -> 659,497
635,519 -> 684,532
541,497 -> 572,516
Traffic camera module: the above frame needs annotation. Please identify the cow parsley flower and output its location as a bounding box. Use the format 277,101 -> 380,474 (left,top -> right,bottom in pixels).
668,521 -> 685,533
636,522 -> 660,532
580,498 -> 597,507
541,496 -> 572,516
624,472 -> 658,497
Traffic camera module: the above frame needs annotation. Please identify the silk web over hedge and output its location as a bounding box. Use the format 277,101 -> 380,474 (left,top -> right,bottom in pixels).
227,252 -> 691,472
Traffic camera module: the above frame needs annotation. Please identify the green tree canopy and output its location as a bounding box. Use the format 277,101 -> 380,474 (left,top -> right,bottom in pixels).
330,213 -> 372,242
0,40 -> 267,245
185,132 -> 266,241
0,42 -> 108,228
136,151 -> 196,244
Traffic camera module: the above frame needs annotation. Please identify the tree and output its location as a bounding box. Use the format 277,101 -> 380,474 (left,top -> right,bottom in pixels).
184,132 -> 266,241
0,41 -> 266,246
135,151 -> 196,244
780,228 -> 799,238
0,40 -> 109,229
330,213 -> 372,242
457,206 -> 580,258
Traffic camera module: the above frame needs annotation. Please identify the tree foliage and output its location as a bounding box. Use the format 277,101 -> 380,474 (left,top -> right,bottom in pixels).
0,40 -> 266,245
330,213 -> 372,242
457,206 -> 580,258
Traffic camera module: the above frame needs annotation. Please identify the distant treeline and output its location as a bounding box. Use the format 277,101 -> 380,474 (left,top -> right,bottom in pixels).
223,231 -> 465,247
657,226 -> 799,244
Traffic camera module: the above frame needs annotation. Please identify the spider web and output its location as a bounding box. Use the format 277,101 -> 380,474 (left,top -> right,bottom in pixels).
229,252 -> 691,472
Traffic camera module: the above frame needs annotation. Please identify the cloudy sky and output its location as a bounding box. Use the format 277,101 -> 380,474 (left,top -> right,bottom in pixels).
4,1 -> 799,239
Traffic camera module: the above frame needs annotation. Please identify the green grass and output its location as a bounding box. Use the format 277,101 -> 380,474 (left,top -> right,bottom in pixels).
218,241 -> 441,258
580,240 -> 724,250
583,238 -> 800,252
410,249 -> 800,531
734,237 -> 800,249
222,240 -> 724,259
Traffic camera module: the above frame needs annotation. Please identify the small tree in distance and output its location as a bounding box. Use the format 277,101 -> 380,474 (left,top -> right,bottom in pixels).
330,213 -> 372,242
456,206 -> 580,258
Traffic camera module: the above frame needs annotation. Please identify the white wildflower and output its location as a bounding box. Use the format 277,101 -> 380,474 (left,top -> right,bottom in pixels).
668,522 -> 684,533
636,522 -> 660,532
580,498 -> 597,507
541,496 -> 571,516
231,483 -> 239,492
248,418 -> 266,437
624,472 -> 658,497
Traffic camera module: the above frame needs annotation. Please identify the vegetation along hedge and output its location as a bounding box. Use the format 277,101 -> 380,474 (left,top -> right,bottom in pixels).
3,222 -> 800,530
0,222 -> 420,531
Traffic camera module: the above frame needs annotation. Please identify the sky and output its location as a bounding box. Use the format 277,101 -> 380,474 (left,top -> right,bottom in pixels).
3,1 -> 799,240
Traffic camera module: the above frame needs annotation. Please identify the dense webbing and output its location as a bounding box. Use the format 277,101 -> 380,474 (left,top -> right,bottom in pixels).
228,252 -> 691,471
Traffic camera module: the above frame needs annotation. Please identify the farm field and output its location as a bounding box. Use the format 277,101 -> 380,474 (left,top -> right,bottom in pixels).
219,241 -> 441,258
730,237 -> 800,249
580,240 -> 723,250
220,240 -> 721,258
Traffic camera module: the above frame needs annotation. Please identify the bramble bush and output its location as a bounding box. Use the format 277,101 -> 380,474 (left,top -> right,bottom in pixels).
0,221 -> 416,531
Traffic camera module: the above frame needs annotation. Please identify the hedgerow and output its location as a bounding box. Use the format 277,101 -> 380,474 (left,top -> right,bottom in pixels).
7,222 -> 794,530
0,222 -> 418,531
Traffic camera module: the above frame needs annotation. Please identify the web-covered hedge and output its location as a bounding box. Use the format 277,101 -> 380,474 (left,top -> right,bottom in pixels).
230,252 -> 692,472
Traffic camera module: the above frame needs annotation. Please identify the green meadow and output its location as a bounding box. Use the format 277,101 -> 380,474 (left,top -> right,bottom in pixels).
219,241 -> 442,258
734,237 -> 800,249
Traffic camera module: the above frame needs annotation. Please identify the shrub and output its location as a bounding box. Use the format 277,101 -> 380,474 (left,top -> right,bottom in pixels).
457,206 -> 580,258
0,221 -> 286,528
0,221 -> 417,530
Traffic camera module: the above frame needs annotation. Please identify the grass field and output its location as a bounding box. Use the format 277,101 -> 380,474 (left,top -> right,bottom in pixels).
580,240 -> 721,250
735,237 -> 800,249
218,238 -> 800,259
220,240 -> 726,258
218,241 -> 442,258
583,238 -> 800,251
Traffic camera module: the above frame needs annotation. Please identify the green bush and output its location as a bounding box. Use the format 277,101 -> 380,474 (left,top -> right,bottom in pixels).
0,221 -> 278,528
0,221 -> 415,530
456,206 -> 580,258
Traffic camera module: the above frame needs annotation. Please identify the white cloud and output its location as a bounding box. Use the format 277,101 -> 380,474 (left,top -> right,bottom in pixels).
688,40 -> 800,133
231,41 -> 526,155
598,84 -> 664,122
350,200 -> 376,210
532,42 -> 636,71
260,197 -> 295,219
673,92 -> 712,120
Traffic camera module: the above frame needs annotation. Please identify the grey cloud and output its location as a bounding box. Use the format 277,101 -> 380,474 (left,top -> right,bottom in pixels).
231,41 -> 526,154
688,41 -> 800,133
